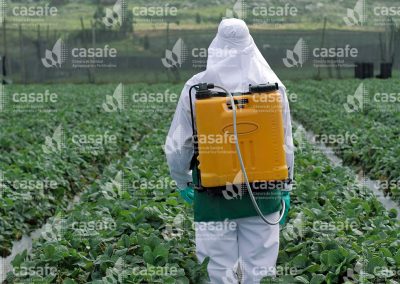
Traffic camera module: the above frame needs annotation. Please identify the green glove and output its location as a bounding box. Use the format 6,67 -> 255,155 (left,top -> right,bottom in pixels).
280,191 -> 291,225
179,186 -> 194,205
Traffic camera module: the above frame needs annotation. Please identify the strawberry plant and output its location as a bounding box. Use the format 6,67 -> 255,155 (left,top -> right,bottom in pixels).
0,84 -> 179,256
7,108 -> 209,284
287,79 -> 400,203
5,83 -> 400,284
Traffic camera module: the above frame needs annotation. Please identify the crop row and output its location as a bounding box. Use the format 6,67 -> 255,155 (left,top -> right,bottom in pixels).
6,85 -> 400,283
274,139 -> 399,283
0,84 -> 178,257
7,117 -> 209,284
287,79 -> 400,203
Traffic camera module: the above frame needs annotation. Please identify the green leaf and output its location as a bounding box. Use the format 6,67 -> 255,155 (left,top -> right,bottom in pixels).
380,247 -> 392,258
291,254 -> 308,268
394,249 -> 400,265
143,246 -> 154,265
295,275 -> 310,284
320,250 -> 345,267
11,250 -> 27,267
366,256 -> 386,275
286,243 -> 305,253
303,264 -> 320,273
310,274 -> 325,284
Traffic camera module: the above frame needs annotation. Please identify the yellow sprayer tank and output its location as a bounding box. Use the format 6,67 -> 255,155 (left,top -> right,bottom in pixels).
194,84 -> 288,188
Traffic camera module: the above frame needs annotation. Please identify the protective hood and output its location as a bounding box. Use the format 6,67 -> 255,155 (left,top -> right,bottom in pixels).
187,18 -> 284,92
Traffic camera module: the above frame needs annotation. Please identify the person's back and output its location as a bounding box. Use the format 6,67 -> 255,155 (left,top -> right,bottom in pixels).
165,18 -> 294,284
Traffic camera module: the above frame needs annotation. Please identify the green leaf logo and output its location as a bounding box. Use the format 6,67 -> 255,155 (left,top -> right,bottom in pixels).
344,82 -> 366,113
102,83 -> 125,112
101,171 -> 127,200
42,125 -> 65,154
103,0 -> 125,28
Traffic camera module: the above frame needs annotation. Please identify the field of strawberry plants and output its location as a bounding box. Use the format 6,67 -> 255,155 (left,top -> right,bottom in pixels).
0,84 -> 175,256
2,83 -> 400,284
287,79 -> 400,203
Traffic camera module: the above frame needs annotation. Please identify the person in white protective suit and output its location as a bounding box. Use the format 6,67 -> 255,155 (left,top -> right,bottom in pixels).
165,19 -> 294,284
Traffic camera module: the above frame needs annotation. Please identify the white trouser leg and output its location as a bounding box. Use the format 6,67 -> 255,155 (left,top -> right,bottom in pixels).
237,213 -> 280,284
195,220 -> 239,284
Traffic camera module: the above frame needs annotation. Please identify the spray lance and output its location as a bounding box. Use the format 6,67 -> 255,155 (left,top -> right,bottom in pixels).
189,83 -> 290,225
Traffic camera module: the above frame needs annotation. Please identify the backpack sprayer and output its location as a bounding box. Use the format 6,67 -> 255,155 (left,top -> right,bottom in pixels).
189,83 -> 291,225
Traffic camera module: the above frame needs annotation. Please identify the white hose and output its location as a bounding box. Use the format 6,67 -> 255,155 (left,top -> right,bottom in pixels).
214,85 -> 285,225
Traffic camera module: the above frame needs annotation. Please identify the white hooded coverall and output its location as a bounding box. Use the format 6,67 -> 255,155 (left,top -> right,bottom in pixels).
165,19 -> 294,284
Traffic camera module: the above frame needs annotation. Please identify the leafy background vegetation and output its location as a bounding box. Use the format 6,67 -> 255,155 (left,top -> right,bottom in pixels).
1,83 -> 399,283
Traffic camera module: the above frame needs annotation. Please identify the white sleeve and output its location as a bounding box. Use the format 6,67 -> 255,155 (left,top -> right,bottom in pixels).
279,87 -> 295,191
165,85 -> 195,189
